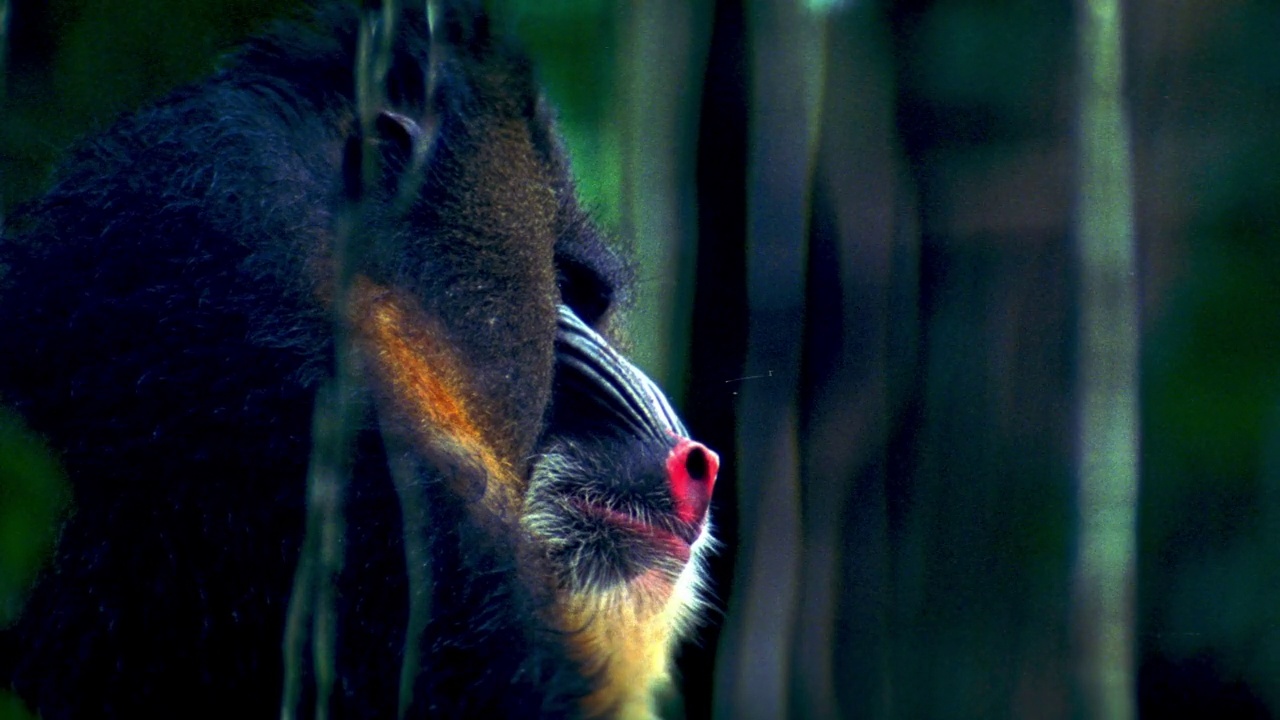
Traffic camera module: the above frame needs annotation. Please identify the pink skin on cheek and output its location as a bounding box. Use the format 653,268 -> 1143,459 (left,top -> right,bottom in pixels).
571,500 -> 694,562
567,437 -> 719,563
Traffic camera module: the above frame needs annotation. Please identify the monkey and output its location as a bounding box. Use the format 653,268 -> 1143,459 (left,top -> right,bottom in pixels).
526,307 -> 718,718
0,3 -> 718,718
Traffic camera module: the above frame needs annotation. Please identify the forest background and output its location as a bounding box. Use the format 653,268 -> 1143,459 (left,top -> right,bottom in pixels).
3,1 -> 1279,718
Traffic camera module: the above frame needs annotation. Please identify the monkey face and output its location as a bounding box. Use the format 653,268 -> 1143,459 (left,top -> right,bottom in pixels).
525,307 -> 719,592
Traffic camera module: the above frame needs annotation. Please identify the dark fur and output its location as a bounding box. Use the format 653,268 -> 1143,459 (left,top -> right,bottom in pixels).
0,4 -> 630,717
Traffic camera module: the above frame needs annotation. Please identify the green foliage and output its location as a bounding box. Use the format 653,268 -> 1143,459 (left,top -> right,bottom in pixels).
0,690 -> 37,720
4,0 -> 622,231
1140,128 -> 1280,709
2,0 -> 306,213
0,408 -> 67,628
1147,145 -> 1280,483
502,0 -> 622,230
914,3 -> 1061,107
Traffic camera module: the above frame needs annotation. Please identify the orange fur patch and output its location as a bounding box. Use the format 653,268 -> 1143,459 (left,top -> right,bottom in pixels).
350,277 -> 700,718
350,278 -> 523,518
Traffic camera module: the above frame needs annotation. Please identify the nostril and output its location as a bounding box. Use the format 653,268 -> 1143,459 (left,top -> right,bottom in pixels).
676,440 -> 719,489
686,446 -> 708,480
686,442 -> 720,487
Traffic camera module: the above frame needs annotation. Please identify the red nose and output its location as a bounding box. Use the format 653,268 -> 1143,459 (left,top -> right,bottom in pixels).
666,438 -> 719,525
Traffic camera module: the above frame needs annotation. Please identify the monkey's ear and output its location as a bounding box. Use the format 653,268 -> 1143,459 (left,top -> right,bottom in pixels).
341,110 -> 426,201
375,110 -> 423,168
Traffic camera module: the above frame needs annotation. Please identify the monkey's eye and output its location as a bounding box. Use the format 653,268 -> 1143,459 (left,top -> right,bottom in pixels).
554,214 -> 630,328
556,257 -> 615,327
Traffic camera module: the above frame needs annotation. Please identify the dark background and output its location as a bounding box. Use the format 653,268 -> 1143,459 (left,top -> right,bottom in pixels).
3,1 -> 1279,718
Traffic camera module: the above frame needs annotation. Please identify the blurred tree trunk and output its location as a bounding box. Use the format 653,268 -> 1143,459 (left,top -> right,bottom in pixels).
712,1 -> 823,718
616,0 -> 712,394
1,0 -> 7,228
1069,1 -> 1138,718
682,0 -> 750,716
887,2 -> 1077,717
801,5 -> 917,719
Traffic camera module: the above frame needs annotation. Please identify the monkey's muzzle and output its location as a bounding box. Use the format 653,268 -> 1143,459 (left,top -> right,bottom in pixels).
529,306 -> 720,582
